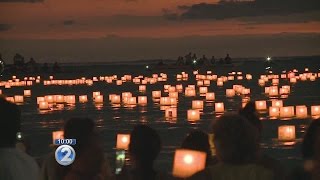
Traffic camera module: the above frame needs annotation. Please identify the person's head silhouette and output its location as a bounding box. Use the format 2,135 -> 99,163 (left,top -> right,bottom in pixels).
0,97 -> 21,148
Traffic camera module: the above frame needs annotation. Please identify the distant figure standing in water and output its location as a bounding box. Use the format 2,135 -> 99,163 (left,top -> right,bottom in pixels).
224,53 -> 232,64
211,56 -> 216,64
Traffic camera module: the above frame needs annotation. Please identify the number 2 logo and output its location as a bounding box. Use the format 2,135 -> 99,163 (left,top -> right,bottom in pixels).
55,145 -> 76,166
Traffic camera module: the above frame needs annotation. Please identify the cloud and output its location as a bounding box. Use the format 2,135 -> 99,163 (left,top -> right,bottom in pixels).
0,0 -> 44,2
173,0 -> 320,20
63,20 -> 75,26
0,24 -> 12,31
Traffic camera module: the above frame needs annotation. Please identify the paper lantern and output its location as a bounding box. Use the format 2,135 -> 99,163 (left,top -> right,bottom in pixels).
93,91 -> 100,98
37,97 -> 45,104
172,149 -> 206,178
176,84 -> 183,92
246,74 -> 252,80
255,101 -> 267,111
215,102 -> 225,113
66,95 -> 76,104
269,107 -> 280,118
311,105 -> 320,116
192,100 -> 204,109
79,95 -> 88,103
258,79 -> 265,86
205,92 -> 215,101
45,95 -> 54,103
199,87 -> 208,95
278,126 -> 295,141
127,97 -> 136,105
226,89 -> 235,97
116,134 -> 130,150
170,97 -> 177,106
55,95 -> 64,103
165,108 -> 177,118
116,80 -> 123,85
169,92 -> 179,99
296,106 -> 308,119
185,88 -> 196,97
168,86 -> 176,93
138,96 -> 147,105
94,95 -> 104,104
52,131 -> 64,144
160,97 -> 171,106
272,79 -> 279,85
14,95 -> 24,104
280,106 -> 294,119
139,85 -> 146,92
269,86 -> 278,96
111,95 -> 121,104
152,91 -> 161,99
290,78 -> 297,83
187,109 -> 200,121
197,81 -> 203,86
217,81 -> 223,87
272,100 -> 283,107
23,90 -> 31,97
203,80 -> 210,86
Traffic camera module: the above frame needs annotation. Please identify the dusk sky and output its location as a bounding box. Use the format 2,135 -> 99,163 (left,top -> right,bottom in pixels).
0,0 -> 320,63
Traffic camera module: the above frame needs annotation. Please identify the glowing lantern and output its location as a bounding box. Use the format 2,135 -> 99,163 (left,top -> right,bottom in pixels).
272,100 -> 283,107
116,134 -> 130,150
23,90 -> 31,97
176,84 -> 183,92
272,79 -> 279,85
269,107 -> 280,119
311,105 -> 320,116
127,97 -> 136,106
269,86 -> 278,96
255,101 -> 267,111
215,102 -> 225,113
93,91 -> 100,98
94,95 -> 104,104
139,85 -> 146,92
111,95 -> 121,104
217,81 -> 223,87
165,108 -> 177,118
169,92 -> 179,99
295,106 -> 307,119
168,86 -> 176,93
192,100 -> 204,109
206,92 -> 215,101
45,95 -> 54,103
172,149 -> 206,178
278,125 -> 295,141
280,106 -> 294,119
152,91 -> 161,99
290,78 -> 297,83
79,95 -> 88,103
185,88 -> 196,97
187,109 -> 200,121
258,79 -> 265,86
138,96 -> 147,106
116,80 -> 123,85
226,89 -> 235,98
55,95 -> 64,103
52,131 -> 64,144
37,97 -> 45,104
203,80 -> 210,86
246,74 -> 252,80
14,95 -> 24,104
66,95 -> 76,104
197,81 -> 203,86
6,97 -> 14,103
199,87 -> 208,94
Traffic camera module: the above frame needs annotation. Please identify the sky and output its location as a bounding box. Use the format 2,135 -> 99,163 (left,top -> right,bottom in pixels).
0,0 -> 320,63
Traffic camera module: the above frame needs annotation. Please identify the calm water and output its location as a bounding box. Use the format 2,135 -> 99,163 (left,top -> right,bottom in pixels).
2,58 -> 320,173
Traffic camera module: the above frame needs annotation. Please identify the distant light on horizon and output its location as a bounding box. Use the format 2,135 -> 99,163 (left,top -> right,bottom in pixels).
267,56 -> 271,61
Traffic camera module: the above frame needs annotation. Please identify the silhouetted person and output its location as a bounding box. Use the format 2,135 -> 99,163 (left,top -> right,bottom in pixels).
53,62 -> 61,73
210,56 -> 216,64
189,114 -> 274,180
185,52 -> 192,65
41,118 -> 112,180
0,97 -> 40,180
239,102 -> 285,180
224,53 -> 232,64
288,120 -> 320,180
181,130 -> 216,167
117,125 -> 169,180
42,63 -> 49,73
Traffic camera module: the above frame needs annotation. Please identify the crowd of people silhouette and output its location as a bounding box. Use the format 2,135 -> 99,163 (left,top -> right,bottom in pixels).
0,97 -> 319,180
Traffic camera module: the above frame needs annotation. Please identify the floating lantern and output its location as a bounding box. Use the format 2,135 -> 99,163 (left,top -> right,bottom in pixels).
226,89 -> 235,98
52,131 -> 64,144
94,95 -> 104,104
116,80 -> 123,85
185,88 -> 196,97
116,134 -> 130,150
6,97 -> 14,103
93,91 -> 100,98
160,97 -> 171,106
44,95 -> 54,103
258,79 -> 265,86
152,91 -> 161,99
290,78 -> 297,83
138,96 -> 147,106
272,100 -> 283,107
269,86 -> 278,97
37,97 -> 45,104
187,109 -> 200,121
172,149 -> 206,178
205,92 -> 215,101
14,95 -> 24,104
197,81 -> 203,86
111,95 -> 121,104
217,81 -> 223,87
311,105 -> 320,116
192,100 -> 204,109
269,107 -> 280,118
165,108 -> 177,118
199,87 -> 208,94
203,80 -> 210,86
228,76 -> 234,81
55,95 -> 64,103
280,106 -> 294,119
139,85 -> 146,92
278,125 -> 295,141
272,79 -> 279,85
79,95 -> 88,103
169,92 -> 179,99
215,102 -> 225,113
255,101 -> 267,111
246,74 -> 252,80
23,90 -> 31,97
168,86 -> 176,93
66,95 -> 76,104
127,97 -> 136,106
296,106 -> 308,119
176,84 -> 183,92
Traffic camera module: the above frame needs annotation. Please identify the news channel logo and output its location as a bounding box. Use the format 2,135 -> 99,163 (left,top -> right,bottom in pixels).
55,145 -> 76,166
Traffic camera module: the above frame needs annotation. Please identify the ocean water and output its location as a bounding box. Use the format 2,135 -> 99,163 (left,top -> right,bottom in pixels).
2,58 -> 320,173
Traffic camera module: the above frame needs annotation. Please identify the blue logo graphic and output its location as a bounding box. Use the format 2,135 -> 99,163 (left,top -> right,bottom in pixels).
55,145 -> 76,166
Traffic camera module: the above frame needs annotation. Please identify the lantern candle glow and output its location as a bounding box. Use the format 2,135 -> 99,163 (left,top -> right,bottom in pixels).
116,134 -> 130,150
